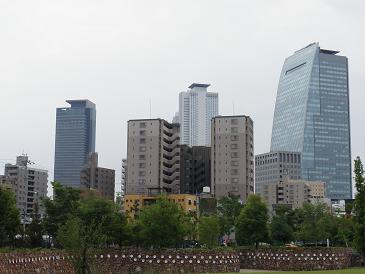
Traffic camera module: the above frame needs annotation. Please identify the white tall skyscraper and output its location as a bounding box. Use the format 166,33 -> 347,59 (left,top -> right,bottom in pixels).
179,83 -> 218,146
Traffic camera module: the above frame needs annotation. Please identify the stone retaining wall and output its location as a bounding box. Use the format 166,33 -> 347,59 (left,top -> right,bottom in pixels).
238,247 -> 353,271
0,248 -> 240,274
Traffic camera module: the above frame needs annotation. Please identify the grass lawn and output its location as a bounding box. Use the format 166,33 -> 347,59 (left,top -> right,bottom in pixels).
221,269 -> 365,274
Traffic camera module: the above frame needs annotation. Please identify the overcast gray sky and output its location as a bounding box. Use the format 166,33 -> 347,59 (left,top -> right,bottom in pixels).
1,0 -> 364,193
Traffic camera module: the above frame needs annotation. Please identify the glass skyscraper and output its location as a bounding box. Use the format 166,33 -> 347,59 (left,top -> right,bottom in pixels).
54,100 -> 96,188
271,43 -> 351,199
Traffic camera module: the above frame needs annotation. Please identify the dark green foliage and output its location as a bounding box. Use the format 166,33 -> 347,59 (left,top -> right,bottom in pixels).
43,182 -> 80,241
137,196 -> 187,248
217,194 -> 243,238
198,216 -> 220,248
0,187 -> 20,246
235,194 -> 269,247
57,216 -> 105,274
270,207 -> 293,245
185,210 -> 199,241
199,197 -> 217,216
26,203 -> 43,247
354,157 -> 365,256
295,203 -> 327,244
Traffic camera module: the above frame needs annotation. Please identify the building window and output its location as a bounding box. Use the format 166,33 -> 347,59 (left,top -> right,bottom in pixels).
231,119 -> 238,125
140,122 -> 146,128
231,178 -> 239,183
139,155 -> 146,160
140,130 -> 146,136
231,127 -> 238,133
139,171 -> 146,176
230,135 -> 238,141
231,169 -> 238,175
140,138 -> 146,144
230,144 -> 238,149
231,161 -> 239,166
139,163 -> 146,168
139,146 -> 146,152
231,152 -> 238,158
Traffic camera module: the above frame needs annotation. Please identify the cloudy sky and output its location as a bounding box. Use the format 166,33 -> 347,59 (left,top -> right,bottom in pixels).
1,0 -> 364,193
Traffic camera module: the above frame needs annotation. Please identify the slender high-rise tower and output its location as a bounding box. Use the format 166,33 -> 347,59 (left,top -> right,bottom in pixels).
271,43 -> 351,199
54,100 -> 96,188
179,83 -> 218,146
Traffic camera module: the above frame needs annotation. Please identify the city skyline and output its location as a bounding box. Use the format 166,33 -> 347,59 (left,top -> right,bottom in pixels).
1,1 -> 364,195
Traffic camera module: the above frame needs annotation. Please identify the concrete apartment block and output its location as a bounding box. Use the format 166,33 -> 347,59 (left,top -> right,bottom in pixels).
126,119 -> 180,195
211,115 -> 254,203
4,155 -> 48,216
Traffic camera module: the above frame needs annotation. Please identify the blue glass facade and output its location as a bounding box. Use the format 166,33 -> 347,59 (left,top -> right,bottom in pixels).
271,43 -> 351,199
54,100 -> 96,188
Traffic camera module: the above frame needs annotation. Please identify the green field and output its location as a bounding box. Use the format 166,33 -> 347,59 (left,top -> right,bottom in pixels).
227,269 -> 365,274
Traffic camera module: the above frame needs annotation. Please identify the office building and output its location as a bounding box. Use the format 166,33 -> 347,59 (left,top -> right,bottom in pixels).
4,155 -> 48,216
180,145 -> 211,194
124,194 -> 197,218
80,152 -> 115,200
126,119 -> 180,195
211,115 -> 254,202
271,43 -> 351,199
255,151 -> 301,196
179,83 -> 218,146
54,100 -> 96,188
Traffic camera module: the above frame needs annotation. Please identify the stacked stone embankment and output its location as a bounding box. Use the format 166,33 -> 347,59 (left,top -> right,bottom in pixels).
238,247 -> 353,271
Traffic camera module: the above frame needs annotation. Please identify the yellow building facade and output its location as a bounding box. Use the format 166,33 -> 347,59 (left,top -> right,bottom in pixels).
123,194 -> 197,218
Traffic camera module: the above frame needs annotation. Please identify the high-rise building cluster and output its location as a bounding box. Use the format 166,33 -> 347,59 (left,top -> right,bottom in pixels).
0,42 -> 353,218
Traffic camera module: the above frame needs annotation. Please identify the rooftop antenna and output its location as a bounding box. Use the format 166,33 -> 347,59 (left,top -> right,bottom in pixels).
149,99 -> 152,118
232,101 -> 235,115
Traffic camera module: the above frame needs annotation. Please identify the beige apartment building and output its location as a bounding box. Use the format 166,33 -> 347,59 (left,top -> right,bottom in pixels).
4,155 -> 48,216
126,119 -> 180,195
211,115 -> 254,202
80,152 -> 115,200
261,178 -> 326,210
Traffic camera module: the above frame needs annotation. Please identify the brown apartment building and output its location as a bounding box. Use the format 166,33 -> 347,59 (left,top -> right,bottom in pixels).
211,115 -> 254,203
126,119 -> 180,195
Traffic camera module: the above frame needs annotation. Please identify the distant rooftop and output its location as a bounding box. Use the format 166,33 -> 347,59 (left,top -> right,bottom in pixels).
320,49 -> 340,55
295,42 -> 340,55
66,99 -> 96,108
188,83 -> 210,89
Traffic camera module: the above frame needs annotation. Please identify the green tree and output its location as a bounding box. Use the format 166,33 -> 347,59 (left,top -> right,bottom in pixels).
115,192 -> 123,212
198,216 -> 220,248
336,216 -> 355,247
26,203 -> 43,247
270,208 -> 293,245
0,186 -> 20,247
235,194 -> 269,247
295,202 -> 329,245
57,216 -> 105,274
217,194 -> 243,239
185,210 -> 199,241
43,182 -> 80,243
137,197 -> 187,248
354,157 -> 365,256
76,193 -> 130,246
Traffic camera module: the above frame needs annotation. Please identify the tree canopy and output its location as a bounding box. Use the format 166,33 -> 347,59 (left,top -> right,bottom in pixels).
198,216 -> 220,248
137,196 -> 187,248
0,186 -> 20,247
235,194 -> 269,247
354,156 -> 365,256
